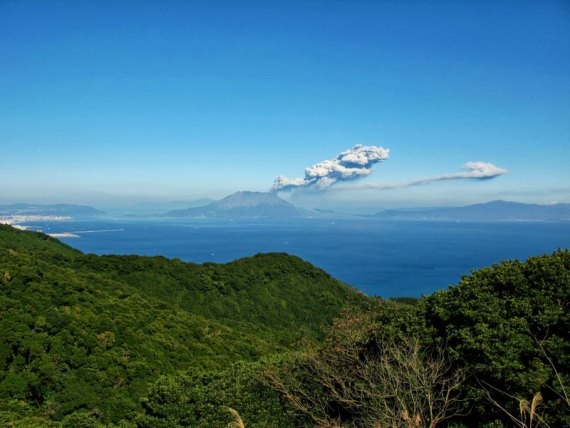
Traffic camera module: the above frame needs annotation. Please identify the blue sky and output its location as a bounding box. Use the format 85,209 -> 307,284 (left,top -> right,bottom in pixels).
1,0 -> 569,210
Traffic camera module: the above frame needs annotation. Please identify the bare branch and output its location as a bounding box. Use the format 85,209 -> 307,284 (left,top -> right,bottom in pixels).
266,310 -> 469,427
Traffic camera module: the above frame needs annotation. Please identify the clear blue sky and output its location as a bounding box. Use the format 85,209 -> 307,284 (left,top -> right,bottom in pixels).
1,0 -> 569,210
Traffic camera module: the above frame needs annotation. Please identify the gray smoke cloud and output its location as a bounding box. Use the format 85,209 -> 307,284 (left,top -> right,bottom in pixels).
271,144 -> 390,192
336,161 -> 508,191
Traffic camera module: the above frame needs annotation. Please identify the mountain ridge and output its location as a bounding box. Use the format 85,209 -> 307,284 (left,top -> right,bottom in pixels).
375,200 -> 570,220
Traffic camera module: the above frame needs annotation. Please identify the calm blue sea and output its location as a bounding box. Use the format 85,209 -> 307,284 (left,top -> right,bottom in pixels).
28,218 -> 570,298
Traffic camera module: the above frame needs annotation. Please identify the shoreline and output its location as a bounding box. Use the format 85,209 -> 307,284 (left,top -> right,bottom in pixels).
48,232 -> 80,238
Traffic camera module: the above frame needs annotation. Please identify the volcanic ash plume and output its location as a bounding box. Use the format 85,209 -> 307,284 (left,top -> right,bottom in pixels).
335,161 -> 508,191
271,144 -> 390,192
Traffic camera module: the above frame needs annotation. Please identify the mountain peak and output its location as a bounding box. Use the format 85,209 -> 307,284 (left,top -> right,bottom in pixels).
217,191 -> 292,208
165,191 -> 314,218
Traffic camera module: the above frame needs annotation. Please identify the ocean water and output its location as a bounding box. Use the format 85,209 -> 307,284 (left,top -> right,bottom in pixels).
29,218 -> 570,298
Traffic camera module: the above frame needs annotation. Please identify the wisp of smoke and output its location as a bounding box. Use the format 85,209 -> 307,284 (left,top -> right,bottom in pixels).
336,161 -> 508,191
271,144 -> 390,192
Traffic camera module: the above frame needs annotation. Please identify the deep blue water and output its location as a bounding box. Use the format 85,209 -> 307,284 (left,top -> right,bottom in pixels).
28,218 -> 570,298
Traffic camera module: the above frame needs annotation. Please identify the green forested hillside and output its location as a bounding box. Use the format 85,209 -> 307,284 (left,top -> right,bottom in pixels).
1,225 -> 568,427
72,252 -> 367,344
0,225 -> 370,426
261,249 -> 569,428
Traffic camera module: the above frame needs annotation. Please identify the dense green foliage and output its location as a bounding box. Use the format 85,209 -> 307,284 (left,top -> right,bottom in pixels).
422,249 -> 570,426
73,251 -> 366,344
265,251 -> 569,427
1,224 -> 568,426
0,225 -> 369,425
137,360 -> 300,427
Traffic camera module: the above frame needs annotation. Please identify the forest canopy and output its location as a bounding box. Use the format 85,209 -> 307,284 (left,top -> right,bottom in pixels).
0,224 -> 568,427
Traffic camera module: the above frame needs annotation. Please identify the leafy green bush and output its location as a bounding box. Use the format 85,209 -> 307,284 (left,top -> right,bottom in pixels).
137,361 -> 298,427
422,249 -> 570,426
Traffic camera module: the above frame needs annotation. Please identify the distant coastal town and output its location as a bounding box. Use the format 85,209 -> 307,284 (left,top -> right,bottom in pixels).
0,215 -> 71,230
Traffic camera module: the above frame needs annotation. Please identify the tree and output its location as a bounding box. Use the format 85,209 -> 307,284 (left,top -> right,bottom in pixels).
421,250 -> 570,426
267,307 -> 468,427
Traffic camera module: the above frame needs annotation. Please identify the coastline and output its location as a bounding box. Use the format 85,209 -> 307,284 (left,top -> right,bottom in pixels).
48,232 -> 80,238
0,215 -> 72,232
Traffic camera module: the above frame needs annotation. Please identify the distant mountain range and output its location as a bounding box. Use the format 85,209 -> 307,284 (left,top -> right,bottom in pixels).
165,191 -> 315,219
1,198 -> 568,221
0,203 -> 105,217
165,194 -> 570,221
375,200 -> 570,221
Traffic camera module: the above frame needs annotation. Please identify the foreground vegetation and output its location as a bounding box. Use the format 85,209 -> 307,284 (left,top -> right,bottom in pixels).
0,224 -> 568,426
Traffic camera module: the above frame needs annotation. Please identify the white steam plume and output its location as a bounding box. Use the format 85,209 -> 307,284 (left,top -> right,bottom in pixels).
336,161 -> 508,191
272,144 -> 390,192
